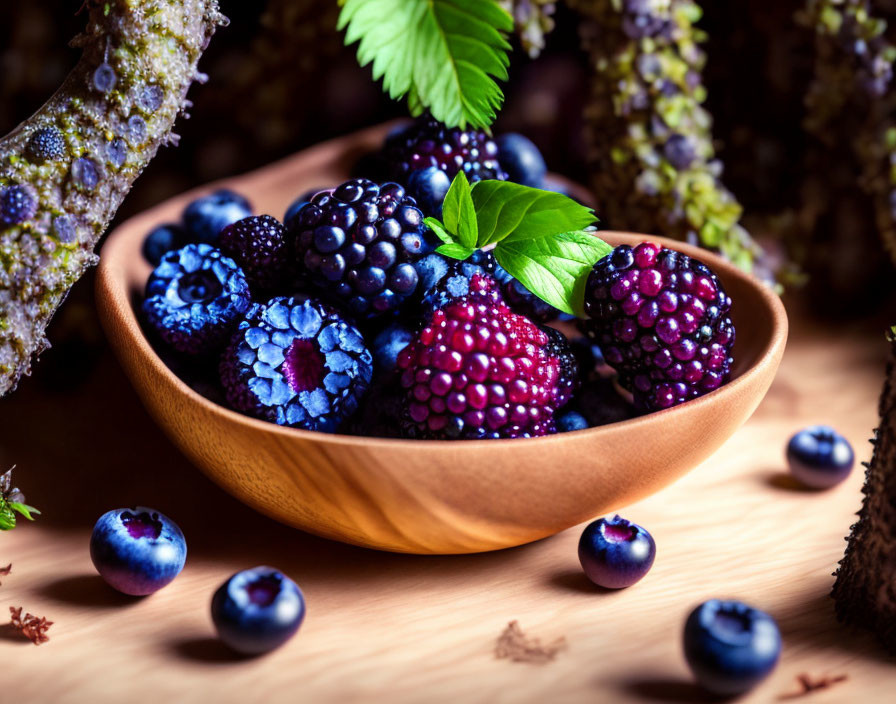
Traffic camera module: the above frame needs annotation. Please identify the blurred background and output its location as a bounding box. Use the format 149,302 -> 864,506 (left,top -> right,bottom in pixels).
1,0 -> 894,392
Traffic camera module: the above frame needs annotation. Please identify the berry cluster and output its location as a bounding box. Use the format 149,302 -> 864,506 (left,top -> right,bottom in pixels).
141,120 -> 738,439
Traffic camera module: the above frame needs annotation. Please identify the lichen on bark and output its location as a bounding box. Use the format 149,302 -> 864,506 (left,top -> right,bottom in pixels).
0,0 -> 224,396
832,328 -> 896,650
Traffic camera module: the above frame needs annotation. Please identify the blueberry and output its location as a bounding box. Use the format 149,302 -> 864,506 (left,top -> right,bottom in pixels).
182,189 -> 252,244
89,507 -> 186,595
683,599 -> 781,696
786,425 -> 855,489
141,223 -> 188,266
557,411 -> 589,433
406,167 -> 451,217
211,566 -> 305,655
578,515 -> 655,588
496,133 -> 547,188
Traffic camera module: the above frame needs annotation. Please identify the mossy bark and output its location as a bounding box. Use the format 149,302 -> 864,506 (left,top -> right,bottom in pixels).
0,0 -> 224,396
832,329 -> 896,649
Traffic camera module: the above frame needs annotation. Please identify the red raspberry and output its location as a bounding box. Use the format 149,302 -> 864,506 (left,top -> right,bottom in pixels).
397,273 -> 569,439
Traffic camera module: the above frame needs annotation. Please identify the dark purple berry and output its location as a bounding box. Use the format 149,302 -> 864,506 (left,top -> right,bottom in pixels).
397,272 -> 567,439
556,410 -> 589,432
291,178 -> 434,317
496,133 -> 547,187
25,127 -> 66,163
90,507 -> 186,596
182,189 -> 252,245
218,215 -> 291,291
578,515 -> 655,588
0,185 -> 37,225
219,297 -> 373,432
583,241 -> 735,411
212,566 -> 305,655
384,115 -> 507,185
786,425 -> 854,489
143,244 -> 251,355
142,223 -> 188,266
406,166 -> 451,217
284,187 -> 327,228
683,600 -> 781,696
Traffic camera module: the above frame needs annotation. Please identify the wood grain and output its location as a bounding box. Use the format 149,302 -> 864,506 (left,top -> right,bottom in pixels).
0,311 -> 889,703
93,124 -> 787,554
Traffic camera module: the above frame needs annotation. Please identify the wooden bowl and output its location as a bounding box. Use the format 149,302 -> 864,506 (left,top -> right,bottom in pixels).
96,123 -> 788,554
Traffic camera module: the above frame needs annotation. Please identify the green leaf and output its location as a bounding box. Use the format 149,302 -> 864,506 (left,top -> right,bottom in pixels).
425,217 -> 455,245
9,502 -> 39,521
470,181 -> 596,247
338,0 -> 512,129
0,504 -> 14,531
494,231 -> 612,317
441,172 -> 478,249
436,242 -> 476,260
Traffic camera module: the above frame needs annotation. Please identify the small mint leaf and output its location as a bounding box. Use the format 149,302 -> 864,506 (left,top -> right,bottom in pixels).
0,504 -> 14,531
9,502 -> 39,521
425,217 -> 455,245
436,242 -> 476,260
470,180 -> 596,247
493,231 -> 612,317
442,172 -> 478,249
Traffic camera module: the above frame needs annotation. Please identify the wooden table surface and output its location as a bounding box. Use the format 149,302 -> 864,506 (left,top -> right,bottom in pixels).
1,298 -> 893,703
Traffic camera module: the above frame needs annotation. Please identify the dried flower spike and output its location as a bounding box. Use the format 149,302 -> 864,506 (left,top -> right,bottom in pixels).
495,620 -> 567,664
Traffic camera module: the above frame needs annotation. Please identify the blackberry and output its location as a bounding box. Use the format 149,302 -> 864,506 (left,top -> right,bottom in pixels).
291,179 -> 434,318
397,272 -> 565,439
219,297 -> 373,432
218,215 -> 291,291
143,244 -> 252,356
583,241 -> 735,411
383,115 -> 507,185
541,326 -> 579,408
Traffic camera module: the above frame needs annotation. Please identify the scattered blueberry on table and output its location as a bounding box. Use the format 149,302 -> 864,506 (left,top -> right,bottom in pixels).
787,425 -> 855,489
578,515 -> 656,588
211,566 -> 305,655
683,599 -> 781,696
90,507 -> 186,596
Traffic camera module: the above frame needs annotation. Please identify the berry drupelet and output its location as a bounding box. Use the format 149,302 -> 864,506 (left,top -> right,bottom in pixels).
218,215 -> 291,291
143,244 -> 252,356
583,242 -> 735,411
219,297 -> 373,432
291,179 -> 434,318
397,272 -> 568,439
384,115 -> 507,185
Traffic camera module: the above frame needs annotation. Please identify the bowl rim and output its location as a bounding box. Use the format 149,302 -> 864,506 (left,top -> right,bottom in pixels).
98,211 -> 787,452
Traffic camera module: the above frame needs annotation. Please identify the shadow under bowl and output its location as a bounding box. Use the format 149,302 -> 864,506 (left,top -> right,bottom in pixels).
96,123 -> 788,555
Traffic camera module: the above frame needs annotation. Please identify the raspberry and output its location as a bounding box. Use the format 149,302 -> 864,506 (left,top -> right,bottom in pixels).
583,242 -> 735,411
219,297 -> 373,432
384,115 -> 507,185
142,244 -> 252,355
396,273 -> 566,439
291,179 -> 434,318
218,215 -> 291,291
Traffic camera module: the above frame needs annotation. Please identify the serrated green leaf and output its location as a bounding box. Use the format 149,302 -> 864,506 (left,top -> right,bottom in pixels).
9,502 -> 39,521
470,181 -> 596,247
494,231 -> 612,317
425,217 -> 454,245
338,0 -> 512,129
436,242 -> 476,260
441,172 -> 478,249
